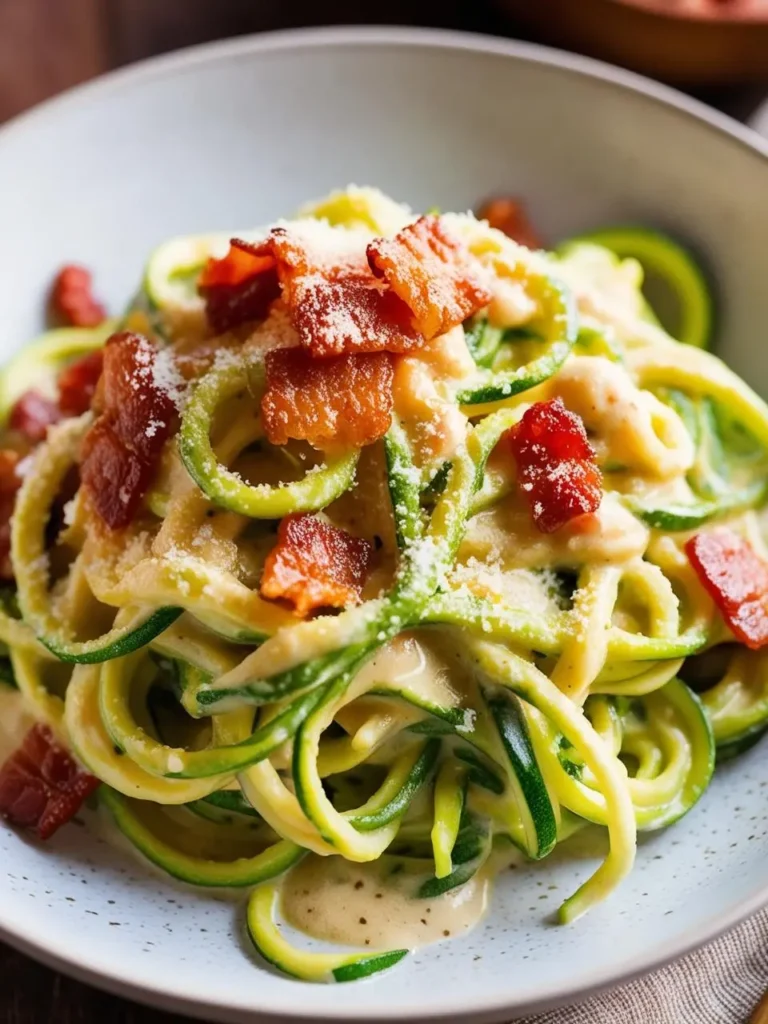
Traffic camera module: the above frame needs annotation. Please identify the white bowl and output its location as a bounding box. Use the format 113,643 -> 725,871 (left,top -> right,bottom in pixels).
1,26 -> 768,1024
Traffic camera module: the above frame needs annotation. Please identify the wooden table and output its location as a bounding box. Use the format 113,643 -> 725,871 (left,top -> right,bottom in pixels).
0,944 -> 189,1024
0,2 -> 764,1021
0,0 -> 507,124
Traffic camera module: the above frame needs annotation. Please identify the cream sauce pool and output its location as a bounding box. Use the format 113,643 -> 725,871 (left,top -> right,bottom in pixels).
281,855 -> 489,950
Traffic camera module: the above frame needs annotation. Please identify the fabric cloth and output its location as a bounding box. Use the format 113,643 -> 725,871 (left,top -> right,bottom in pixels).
521,907 -> 768,1023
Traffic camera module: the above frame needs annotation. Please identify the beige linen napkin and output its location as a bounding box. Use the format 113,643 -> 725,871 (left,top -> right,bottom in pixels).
520,907 -> 768,1024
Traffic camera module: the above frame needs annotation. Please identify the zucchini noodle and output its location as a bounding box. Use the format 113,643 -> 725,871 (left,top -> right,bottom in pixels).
2,186 -> 767,984
178,356 -> 360,518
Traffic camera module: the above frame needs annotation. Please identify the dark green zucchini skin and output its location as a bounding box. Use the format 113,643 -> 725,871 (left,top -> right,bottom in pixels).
350,739 -> 440,832
101,788 -> 302,887
456,275 -> 577,406
417,814 -> 491,898
331,950 -> 409,983
42,607 -> 183,664
486,689 -> 557,859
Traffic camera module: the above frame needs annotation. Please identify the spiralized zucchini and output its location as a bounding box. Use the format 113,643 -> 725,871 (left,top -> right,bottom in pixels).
4,187 -> 767,985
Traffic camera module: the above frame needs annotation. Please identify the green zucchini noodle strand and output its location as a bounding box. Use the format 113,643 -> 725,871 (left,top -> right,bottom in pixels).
550,565 -> 621,705
457,638 -> 636,922
12,416 -> 183,663
179,355 -> 360,518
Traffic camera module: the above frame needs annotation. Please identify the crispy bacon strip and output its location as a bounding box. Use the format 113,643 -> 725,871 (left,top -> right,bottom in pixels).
99,333 -> 179,460
0,352 -> 105,564
686,529 -> 768,650
80,332 -> 179,529
237,228 -> 421,358
200,242 -> 275,289
8,350 -> 105,442
58,349 -> 104,417
50,264 -> 106,328
199,240 -> 280,334
81,420 -> 156,530
476,197 -> 543,250
508,398 -> 602,534
261,347 -> 394,448
204,216 -> 490,356
0,724 -> 100,839
267,226 -> 362,283
261,513 -> 374,616
0,449 -> 25,579
367,215 -> 492,340
8,391 -> 60,442
289,275 -> 420,358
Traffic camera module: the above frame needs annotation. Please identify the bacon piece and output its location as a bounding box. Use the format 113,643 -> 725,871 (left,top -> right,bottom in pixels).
0,724 -> 100,839
80,332 -> 179,529
261,347 -> 394,448
686,529 -> 768,650
0,449 -> 25,579
245,227 -> 421,358
80,419 -> 155,529
199,240 -> 275,289
508,398 -> 602,533
57,350 -> 104,417
0,355 -> 99,569
261,513 -> 374,616
8,391 -> 61,442
476,197 -> 542,250
367,215 -> 492,340
49,264 -> 106,328
268,226 -> 362,283
290,276 -> 420,358
100,333 -> 178,459
199,240 -> 280,333
0,451 -> 23,499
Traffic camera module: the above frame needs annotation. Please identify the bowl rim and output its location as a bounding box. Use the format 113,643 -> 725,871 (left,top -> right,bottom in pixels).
1,24 -> 768,1023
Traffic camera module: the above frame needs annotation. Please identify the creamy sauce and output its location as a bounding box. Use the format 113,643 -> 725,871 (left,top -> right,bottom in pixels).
0,684 -> 36,765
394,356 -> 467,467
350,631 -> 464,708
449,561 -> 566,617
487,276 -> 539,329
416,325 -> 476,380
282,855 -> 488,950
553,357 -> 694,479
460,491 -> 650,570
555,248 -> 669,350
254,631 -> 467,779
556,242 -> 645,322
391,324 -> 477,468
153,491 -> 242,573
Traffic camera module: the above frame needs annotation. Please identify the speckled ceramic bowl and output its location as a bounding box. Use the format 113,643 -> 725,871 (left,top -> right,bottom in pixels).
1,26 -> 767,1024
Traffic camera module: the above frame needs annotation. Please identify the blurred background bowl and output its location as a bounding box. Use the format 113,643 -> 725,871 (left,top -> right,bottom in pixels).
496,0 -> 768,84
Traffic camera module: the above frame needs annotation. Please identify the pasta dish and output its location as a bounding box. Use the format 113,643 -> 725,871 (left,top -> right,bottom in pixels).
0,187 -> 766,982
